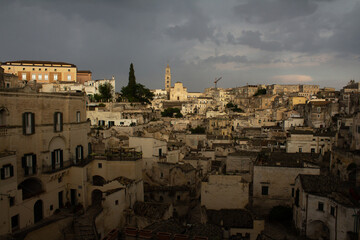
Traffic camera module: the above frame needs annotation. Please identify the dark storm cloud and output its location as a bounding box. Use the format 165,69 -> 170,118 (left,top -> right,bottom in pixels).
0,0 -> 359,92
164,2 -> 215,42
233,0 -> 318,24
227,31 -> 282,52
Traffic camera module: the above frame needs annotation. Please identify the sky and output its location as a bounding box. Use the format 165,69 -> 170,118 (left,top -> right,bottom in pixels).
1,0 -> 360,92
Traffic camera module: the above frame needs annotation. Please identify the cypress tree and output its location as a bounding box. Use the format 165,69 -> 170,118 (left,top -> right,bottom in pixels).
128,63 -> 136,95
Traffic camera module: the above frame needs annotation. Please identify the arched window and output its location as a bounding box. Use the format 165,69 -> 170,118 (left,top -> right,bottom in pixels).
0,108 -> 8,126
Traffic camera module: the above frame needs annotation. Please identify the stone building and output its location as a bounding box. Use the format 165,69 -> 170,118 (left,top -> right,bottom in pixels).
286,130 -> 335,155
206,209 -> 264,240
201,174 -> 249,210
76,70 -> 92,84
164,64 -> 171,95
0,88 -> 145,236
293,174 -> 359,240
1,60 -> 77,83
0,88 -> 90,234
253,152 -> 320,213
170,82 -> 188,101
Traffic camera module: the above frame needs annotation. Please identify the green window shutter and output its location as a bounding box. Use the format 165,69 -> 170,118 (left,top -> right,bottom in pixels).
22,113 -> 26,135
32,155 -> 37,174
9,165 -> 14,177
60,113 -> 63,131
60,150 -> 63,167
31,113 -> 35,134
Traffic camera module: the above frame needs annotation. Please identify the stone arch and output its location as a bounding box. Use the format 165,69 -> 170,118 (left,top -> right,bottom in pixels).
48,136 -> 66,151
91,189 -> 103,206
18,177 -> 43,200
92,175 -> 106,186
0,106 -> 9,126
307,220 -> 330,240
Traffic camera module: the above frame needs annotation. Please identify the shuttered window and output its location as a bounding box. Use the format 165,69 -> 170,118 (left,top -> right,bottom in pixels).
51,149 -> 63,170
22,154 -> 37,176
54,112 -> 63,132
75,145 -> 83,163
0,164 -> 14,179
22,112 -> 35,135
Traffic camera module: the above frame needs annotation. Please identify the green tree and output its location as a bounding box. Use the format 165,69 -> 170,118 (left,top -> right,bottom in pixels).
98,82 -> 114,102
190,126 -> 206,134
253,88 -> 267,96
121,63 -> 154,104
161,108 -> 181,117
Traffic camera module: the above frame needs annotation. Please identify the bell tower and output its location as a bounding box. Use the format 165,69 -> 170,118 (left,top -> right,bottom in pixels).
165,64 -> 171,94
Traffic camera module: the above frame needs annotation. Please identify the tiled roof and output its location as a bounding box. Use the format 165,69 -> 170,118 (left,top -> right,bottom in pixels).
3,60 -> 76,67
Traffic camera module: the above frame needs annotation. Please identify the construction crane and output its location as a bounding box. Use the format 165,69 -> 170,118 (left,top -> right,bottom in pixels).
214,77 -> 222,88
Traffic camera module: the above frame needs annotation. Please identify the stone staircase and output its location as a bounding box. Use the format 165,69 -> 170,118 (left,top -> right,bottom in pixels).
64,205 -> 102,240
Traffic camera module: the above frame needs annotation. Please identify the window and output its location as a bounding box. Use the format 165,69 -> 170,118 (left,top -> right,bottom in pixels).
22,112 -> 35,135
38,68 -> 41,71
51,149 -> 63,170
54,74 -> 58,81
299,148 -> 302,153
98,163 -> 102,168
291,188 -> 294,197
11,215 -> 19,230
22,73 -> 27,80
32,68 -> 35,71
44,74 -> 49,80
54,112 -> 63,132
357,126 -> 360,134
32,74 -> 36,80
22,68 -> 25,70
75,145 -> 83,163
330,206 -> 335,216
22,154 -> 36,176
45,68 -> 47,71
108,121 -> 115,127
9,197 -> 15,207
318,202 -> 324,211
1,164 -> 14,179
38,74 -> 42,80
317,107 -> 321,113
261,186 -> 269,195
68,69 -> 71,72
115,200 -> 119,205
54,69 -> 57,71
311,148 -> 315,153
76,111 -> 81,123
67,75 -> 71,81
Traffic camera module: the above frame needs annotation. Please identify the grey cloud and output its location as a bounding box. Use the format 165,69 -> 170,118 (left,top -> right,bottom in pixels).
202,55 -> 249,64
165,3 -> 215,42
233,0 -> 318,24
227,31 -> 283,52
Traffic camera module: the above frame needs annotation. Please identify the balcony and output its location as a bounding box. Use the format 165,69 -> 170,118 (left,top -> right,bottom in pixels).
0,126 -> 8,136
42,157 -> 93,174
